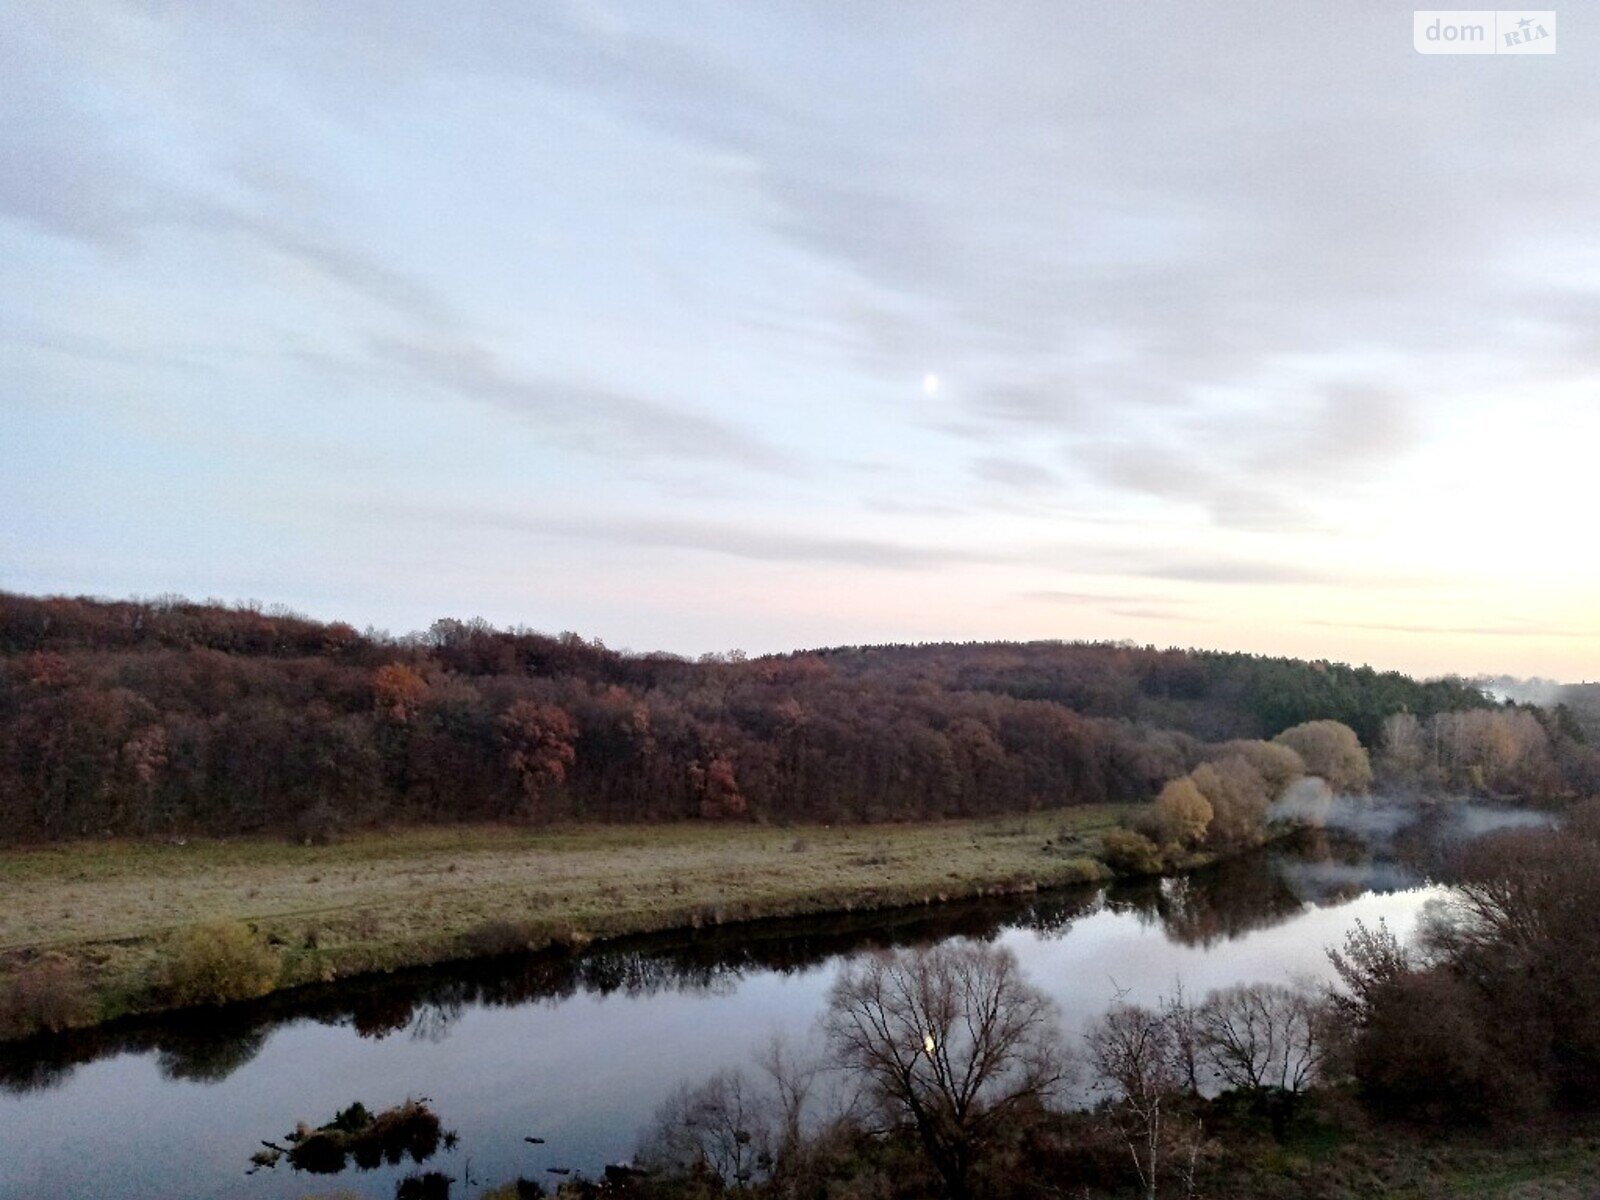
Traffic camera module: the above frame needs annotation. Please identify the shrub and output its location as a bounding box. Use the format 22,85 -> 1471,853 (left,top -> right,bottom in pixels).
292,801 -> 344,846
275,1099 -> 446,1175
460,918 -> 540,957
1212,739 -> 1306,798
1153,776 -> 1213,847
1193,756 -> 1271,849
354,1099 -> 444,1169
1099,828 -> 1166,876
0,953 -> 95,1036
166,920 -> 280,1006
1274,720 -> 1372,794
1346,970 -> 1533,1122
1129,806 -> 1168,844
856,842 -> 890,866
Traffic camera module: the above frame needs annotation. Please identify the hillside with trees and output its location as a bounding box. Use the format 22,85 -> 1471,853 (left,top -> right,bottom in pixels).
0,592 -> 1587,845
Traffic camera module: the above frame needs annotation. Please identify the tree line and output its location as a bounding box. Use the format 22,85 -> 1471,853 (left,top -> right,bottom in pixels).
0,592 -> 1589,843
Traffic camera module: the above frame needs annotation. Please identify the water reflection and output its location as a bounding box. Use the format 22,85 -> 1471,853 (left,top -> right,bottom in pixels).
0,839 -> 1416,1099
155,1020 -> 269,1084
1108,856 -> 1305,949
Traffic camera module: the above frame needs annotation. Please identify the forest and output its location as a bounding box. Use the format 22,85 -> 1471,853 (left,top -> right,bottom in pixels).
1,592 -> 1592,844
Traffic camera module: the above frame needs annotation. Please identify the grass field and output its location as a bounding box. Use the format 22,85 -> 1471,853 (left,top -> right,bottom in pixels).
1216,1105 -> 1600,1199
0,807 -> 1128,1039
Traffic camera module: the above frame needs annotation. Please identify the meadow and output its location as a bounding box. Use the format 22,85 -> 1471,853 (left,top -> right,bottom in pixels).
0,807 -> 1125,1038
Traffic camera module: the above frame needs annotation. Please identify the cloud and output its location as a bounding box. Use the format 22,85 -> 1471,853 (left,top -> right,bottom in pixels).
8,1 -> 1599,674
0,9 -> 464,330
1259,386 -> 1420,478
0,26 -> 146,246
0,59 -> 459,331
1308,619 -> 1600,641
1066,382 -> 1419,531
186,210 -> 463,329
2,328 -> 219,374
369,336 -> 791,471
966,379 -> 1094,432
1019,590 -> 1213,622
971,455 -> 1058,491
364,503 -> 1384,591
1108,606 -> 1210,624
1026,545 -> 1425,589
1128,557 -> 1341,586
1018,590 -> 1169,606
473,4 -> 1586,535
0,119 -> 142,247
372,504 -> 1005,569
1076,441 -> 1315,531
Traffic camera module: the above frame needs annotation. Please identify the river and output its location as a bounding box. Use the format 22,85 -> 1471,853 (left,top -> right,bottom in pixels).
0,839 -> 1445,1200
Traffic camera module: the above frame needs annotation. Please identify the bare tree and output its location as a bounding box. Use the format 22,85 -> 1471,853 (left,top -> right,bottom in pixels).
823,941 -> 1068,1200
1197,983 -> 1323,1138
640,1069 -> 768,1185
1086,1002 -> 1200,1200
758,1034 -> 823,1184
1377,712 -> 1428,783
1161,982 -> 1204,1098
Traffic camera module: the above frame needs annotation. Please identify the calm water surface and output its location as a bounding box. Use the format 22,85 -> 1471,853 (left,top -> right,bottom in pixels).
0,843 -> 1443,1200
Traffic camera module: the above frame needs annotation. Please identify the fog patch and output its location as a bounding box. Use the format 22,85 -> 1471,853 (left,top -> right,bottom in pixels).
1272,857 -> 1425,903
1270,778 -> 1410,841
1452,806 -> 1556,838
1271,779 -> 1554,848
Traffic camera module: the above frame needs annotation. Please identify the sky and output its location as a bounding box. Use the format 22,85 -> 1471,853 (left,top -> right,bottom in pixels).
4,2 -> 1599,681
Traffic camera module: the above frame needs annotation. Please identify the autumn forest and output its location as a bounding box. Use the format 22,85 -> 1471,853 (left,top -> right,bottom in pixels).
3,592 -> 1592,846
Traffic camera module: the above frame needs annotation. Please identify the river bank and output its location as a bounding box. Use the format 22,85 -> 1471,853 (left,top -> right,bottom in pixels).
2,807 -> 1189,1042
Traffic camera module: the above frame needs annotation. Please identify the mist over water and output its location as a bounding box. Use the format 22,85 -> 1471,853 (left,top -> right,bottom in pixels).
1271,856 -> 1424,899
1270,777 -> 1556,847
1261,778 -> 1557,910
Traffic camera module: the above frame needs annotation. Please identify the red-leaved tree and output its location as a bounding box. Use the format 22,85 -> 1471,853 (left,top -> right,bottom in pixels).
499,700 -> 578,821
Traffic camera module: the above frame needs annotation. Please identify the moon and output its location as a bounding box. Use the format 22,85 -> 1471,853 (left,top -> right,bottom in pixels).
922,373 -> 939,396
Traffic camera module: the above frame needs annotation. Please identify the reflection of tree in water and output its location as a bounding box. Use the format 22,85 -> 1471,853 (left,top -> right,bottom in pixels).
1272,829 -> 1428,906
350,988 -> 421,1040
1113,860 -> 1306,950
407,999 -> 464,1044
575,948 -> 744,1000
155,1017 -> 268,1083
1105,838 -> 1427,950
0,1038 -> 77,1094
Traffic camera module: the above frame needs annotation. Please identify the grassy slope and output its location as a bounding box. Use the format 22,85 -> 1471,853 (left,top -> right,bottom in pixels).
0,807 -> 1125,1036
1217,1107 -> 1600,1199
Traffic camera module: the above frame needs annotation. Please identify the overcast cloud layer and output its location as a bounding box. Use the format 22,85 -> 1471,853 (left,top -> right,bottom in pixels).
5,2 -> 1599,678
